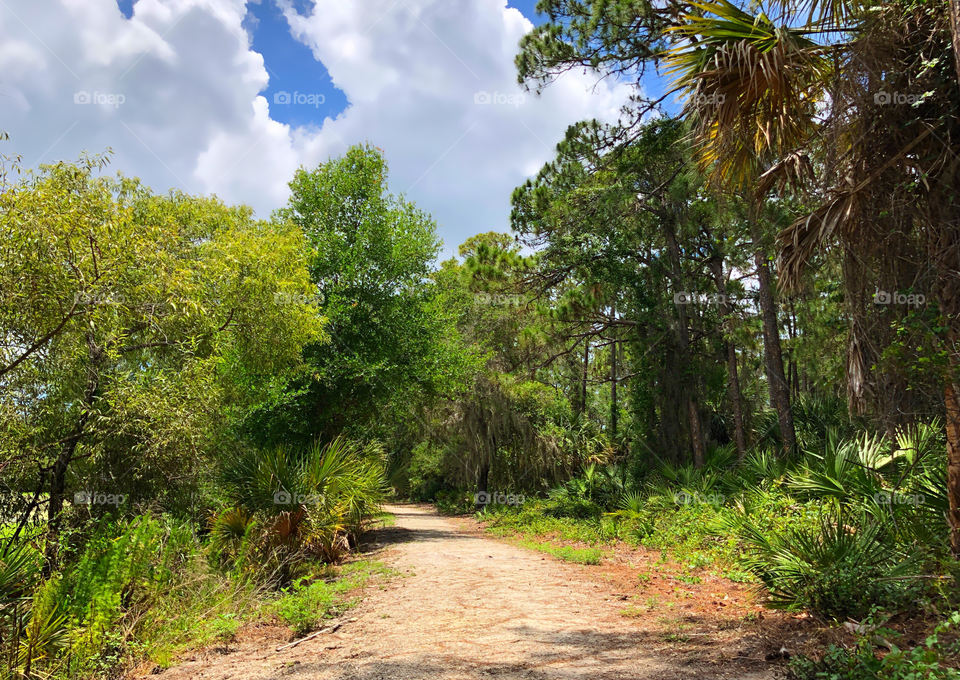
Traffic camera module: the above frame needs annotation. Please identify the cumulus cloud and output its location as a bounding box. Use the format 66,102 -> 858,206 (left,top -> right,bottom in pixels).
0,0 -> 632,253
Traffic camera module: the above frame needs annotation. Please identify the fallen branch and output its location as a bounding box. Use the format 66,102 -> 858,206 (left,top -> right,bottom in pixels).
276,622 -> 342,652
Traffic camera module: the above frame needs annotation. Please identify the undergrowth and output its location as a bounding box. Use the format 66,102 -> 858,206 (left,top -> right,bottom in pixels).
514,538 -> 602,565
272,560 -> 398,635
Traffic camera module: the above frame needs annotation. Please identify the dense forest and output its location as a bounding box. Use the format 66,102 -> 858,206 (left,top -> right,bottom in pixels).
1,0 -> 959,677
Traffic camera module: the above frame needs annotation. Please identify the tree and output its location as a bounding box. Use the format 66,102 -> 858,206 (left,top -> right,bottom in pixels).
662,0 -> 831,456
512,118 -> 745,466
666,0 -> 960,549
0,154 -> 323,569
246,144 -> 468,447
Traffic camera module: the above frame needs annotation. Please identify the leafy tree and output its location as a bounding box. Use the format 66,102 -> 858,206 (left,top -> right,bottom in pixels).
243,144 -> 469,447
0,154 -> 323,569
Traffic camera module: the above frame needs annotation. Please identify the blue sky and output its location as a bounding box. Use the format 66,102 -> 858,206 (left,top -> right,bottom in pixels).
1,1 -> 634,256
239,0 -> 547,129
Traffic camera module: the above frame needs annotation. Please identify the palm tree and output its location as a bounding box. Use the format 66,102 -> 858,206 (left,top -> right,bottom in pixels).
664,0 -> 830,457
667,0 -> 960,552
774,0 -> 960,553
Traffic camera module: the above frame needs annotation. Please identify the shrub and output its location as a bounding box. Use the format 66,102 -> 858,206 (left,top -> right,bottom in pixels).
788,610 -> 960,680
218,436 -> 387,570
733,511 -> 923,621
272,560 -> 395,635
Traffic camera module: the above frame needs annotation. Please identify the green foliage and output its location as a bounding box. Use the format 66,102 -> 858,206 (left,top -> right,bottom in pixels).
0,153 -> 324,529
219,437 -> 387,567
9,515 -> 261,678
272,560 -> 396,636
252,143 -> 471,446
406,440 -> 446,501
516,539 -> 603,565
483,423 -> 950,627
730,511 -> 923,620
483,500 -> 610,545
0,549 -> 68,680
788,611 -> 960,680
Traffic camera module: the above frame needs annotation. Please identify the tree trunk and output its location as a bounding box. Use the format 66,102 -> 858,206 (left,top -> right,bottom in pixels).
44,435 -> 79,575
928,178 -> 960,555
659,345 -> 686,465
749,200 -> 797,457
664,221 -> 705,467
709,258 -> 747,461
727,341 -> 747,460
946,373 -> 960,556
44,339 -> 102,575
475,461 -> 491,510
937,232 -> 960,556
610,338 -> 618,443
688,398 -> 704,468
949,0 -> 960,88
581,339 -> 590,417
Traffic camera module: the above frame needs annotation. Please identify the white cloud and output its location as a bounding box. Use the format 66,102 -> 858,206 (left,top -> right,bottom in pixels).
0,0 -> 632,254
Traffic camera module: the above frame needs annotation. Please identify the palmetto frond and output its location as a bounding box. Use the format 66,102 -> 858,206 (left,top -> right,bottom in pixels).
221,437 -> 385,563
664,0 -> 830,188
788,431 -> 886,504
776,126 -> 934,291
755,149 -> 815,200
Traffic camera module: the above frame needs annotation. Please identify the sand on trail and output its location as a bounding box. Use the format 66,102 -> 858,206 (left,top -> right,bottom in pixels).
154,504 -> 776,679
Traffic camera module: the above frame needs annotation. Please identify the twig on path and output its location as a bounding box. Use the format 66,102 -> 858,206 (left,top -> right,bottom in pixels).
276,622 -> 342,651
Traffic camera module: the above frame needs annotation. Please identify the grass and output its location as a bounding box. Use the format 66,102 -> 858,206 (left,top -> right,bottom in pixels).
272,558 -> 398,635
141,571 -> 264,670
473,493 -> 829,589
515,538 -> 603,565
481,504 -> 613,545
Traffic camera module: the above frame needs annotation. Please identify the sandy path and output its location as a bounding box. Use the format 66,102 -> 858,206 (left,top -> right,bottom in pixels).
158,504 -> 774,679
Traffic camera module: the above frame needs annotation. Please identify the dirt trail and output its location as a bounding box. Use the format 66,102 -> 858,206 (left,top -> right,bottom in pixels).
157,504 -> 777,679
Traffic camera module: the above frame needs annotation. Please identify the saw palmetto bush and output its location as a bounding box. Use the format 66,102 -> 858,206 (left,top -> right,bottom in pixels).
706,426 -> 949,620
787,424 -> 949,546
0,546 -> 70,680
788,431 -> 888,505
219,437 -> 387,571
723,508 -> 923,621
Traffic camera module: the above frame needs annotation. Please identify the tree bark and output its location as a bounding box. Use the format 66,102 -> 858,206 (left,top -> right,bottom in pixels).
949,0 -> 960,89
610,338 -> 618,443
664,221 -> 705,467
688,398 -> 705,468
928,179 -> 960,555
748,200 -> 797,457
709,258 -> 747,460
946,372 -> 960,556
937,234 -> 960,556
581,339 -> 590,417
